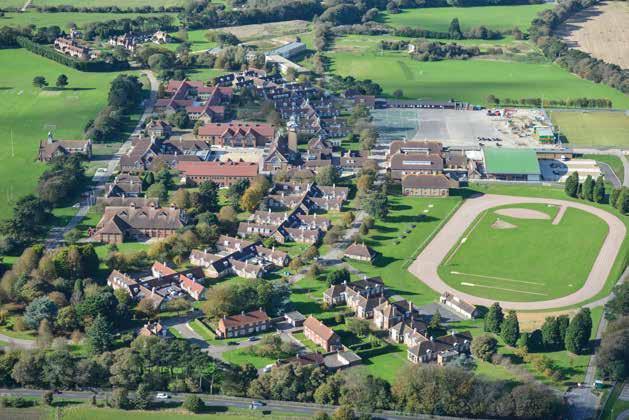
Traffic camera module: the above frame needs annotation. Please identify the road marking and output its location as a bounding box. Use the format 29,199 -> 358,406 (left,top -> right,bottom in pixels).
460,282 -> 548,296
450,271 -> 545,286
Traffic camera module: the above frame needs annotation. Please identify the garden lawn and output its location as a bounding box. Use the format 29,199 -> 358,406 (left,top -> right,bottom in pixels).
550,111 -> 629,147
329,51 -> 629,107
1,11 -> 177,29
166,29 -> 218,54
188,319 -> 215,341
0,48 -> 129,219
438,203 -> 608,302
380,4 -> 553,32
292,331 -> 320,352
290,275 -> 345,322
345,194 -> 462,306
222,346 -> 276,369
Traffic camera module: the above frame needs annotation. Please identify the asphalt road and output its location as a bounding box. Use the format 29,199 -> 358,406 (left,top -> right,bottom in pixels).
0,388 -> 426,419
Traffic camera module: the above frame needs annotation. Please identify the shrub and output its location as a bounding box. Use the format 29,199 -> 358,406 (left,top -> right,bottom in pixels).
183,395 -> 204,413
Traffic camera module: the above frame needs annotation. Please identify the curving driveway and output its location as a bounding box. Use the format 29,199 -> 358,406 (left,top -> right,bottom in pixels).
408,194 -> 626,310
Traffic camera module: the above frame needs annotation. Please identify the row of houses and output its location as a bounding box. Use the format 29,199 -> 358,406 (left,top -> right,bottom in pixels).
54,37 -> 99,61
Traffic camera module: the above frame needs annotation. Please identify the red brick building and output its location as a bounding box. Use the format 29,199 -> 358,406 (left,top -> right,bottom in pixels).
176,161 -> 258,187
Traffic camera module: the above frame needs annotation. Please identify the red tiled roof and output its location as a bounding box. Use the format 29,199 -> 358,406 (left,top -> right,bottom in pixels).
304,316 -> 337,341
176,161 -> 258,177
219,309 -> 270,329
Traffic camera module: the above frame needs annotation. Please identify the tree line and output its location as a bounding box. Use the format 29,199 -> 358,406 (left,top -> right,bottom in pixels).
565,171 -> 629,214
33,5 -> 183,13
486,95 -> 613,108
529,0 -> 628,95
82,15 -> 176,40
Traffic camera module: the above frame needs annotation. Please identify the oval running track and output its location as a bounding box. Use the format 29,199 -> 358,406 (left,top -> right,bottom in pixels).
408,194 -> 626,310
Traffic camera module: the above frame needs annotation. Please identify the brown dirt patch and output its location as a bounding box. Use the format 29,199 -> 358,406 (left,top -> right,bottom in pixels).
216,20 -> 310,42
518,309 -> 578,332
556,1 -> 629,69
491,219 -> 517,229
494,208 -> 551,220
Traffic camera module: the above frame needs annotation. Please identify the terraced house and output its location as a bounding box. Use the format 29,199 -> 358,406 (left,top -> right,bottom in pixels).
217,309 -> 271,339
154,80 -> 233,122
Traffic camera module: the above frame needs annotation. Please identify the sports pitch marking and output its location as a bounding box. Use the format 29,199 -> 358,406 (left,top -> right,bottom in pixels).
450,271 -> 545,286
460,282 -> 548,297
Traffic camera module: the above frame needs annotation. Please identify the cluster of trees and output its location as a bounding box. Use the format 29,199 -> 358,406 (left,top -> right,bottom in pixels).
239,175 -> 272,212
85,74 -> 143,142
609,187 -> 629,215
410,40 -> 481,61
529,0 -> 628,94
180,0 -> 323,30
16,36 -> 129,72
0,335 -> 218,395
32,74 -> 69,90
486,95 -> 613,108
0,196 -> 51,253
204,30 -> 240,46
596,283 -> 629,381
247,334 -> 299,359
201,278 -> 290,319
82,15 -> 176,40
564,172 -> 612,207
392,19 -> 503,40
34,5 -> 183,13
37,155 -> 86,207
326,75 -> 383,96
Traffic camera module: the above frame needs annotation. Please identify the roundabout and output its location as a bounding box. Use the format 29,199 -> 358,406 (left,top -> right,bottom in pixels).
408,194 -> 626,310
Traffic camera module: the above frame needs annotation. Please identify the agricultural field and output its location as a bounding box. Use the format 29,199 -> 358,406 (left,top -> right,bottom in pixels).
0,11 -> 177,29
0,48 -> 130,219
328,49 -> 629,107
438,203 -> 609,302
550,111 -> 629,147
379,4 -> 554,32
556,1 -> 629,69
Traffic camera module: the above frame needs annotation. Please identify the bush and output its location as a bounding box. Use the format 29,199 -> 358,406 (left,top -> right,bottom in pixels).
471,334 -> 497,362
42,390 -> 53,406
183,395 -> 204,413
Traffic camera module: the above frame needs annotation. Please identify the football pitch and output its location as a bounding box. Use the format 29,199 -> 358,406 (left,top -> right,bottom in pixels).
437,203 -> 609,302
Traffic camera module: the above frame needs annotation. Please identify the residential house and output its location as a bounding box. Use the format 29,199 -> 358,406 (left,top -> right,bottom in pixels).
139,321 -> 167,337
439,292 -> 478,319
197,122 -> 276,147
303,316 -> 341,352
373,299 -> 415,330
406,331 -> 472,365
344,243 -> 377,263
216,309 -> 271,339
154,80 -> 232,122
323,277 -> 385,307
145,120 -> 172,140
93,203 -> 185,244
38,132 -> 92,162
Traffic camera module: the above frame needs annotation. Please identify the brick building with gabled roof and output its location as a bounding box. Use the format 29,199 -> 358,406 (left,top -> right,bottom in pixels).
303,316 -> 341,352
196,122 -> 276,147
176,161 -> 258,187
38,132 -> 92,162
94,204 -> 185,244
217,309 -> 271,339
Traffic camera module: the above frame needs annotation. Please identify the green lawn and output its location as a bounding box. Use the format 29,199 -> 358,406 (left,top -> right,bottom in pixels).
0,11 -> 176,29
345,194 -> 462,306
0,48 -> 135,219
438,203 -> 608,302
583,154 -> 625,184
328,50 -> 629,107
29,0 -> 185,6
551,111 -> 629,147
188,319 -> 215,341
380,4 -> 553,32
222,346 -> 276,369
292,331 -> 320,352
166,29 -> 218,54
290,275 -> 345,321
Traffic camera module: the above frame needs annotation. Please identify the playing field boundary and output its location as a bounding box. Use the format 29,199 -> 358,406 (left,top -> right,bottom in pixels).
408,194 -> 626,310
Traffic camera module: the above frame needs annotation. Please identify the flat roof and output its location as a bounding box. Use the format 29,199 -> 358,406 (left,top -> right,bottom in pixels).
483,147 -> 541,175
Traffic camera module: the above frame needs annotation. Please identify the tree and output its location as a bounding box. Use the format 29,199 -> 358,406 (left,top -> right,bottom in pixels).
500,310 -> 520,346
428,310 -> 442,335
582,175 -> 594,201
616,187 -> 629,214
605,283 -> 629,321
484,302 -> 503,334
63,228 -> 82,245
110,387 -> 130,409
610,188 -> 621,208
86,314 -> 113,354
596,317 -> 629,381
32,76 -> 48,89
42,391 -> 53,406
146,182 -> 168,202
541,317 -> 561,350
359,127 -> 378,151
557,315 -> 570,345
183,395 -> 204,413
471,334 -> 497,361
24,296 -> 58,330
133,383 -> 152,410
565,308 -> 592,355
240,188 -> 263,212
564,171 -> 579,198
37,319 -> 53,348
315,166 -> 339,186
346,318 -> 370,337
56,74 -> 68,89
361,191 -> 388,219
136,297 -> 159,319
393,89 -> 403,99
593,176 -> 605,203
448,18 -> 463,40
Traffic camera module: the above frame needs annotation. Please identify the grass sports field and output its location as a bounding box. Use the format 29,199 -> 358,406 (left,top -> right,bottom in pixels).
550,111 -> 629,147
328,50 -> 629,108
380,4 -> 553,32
438,203 -> 609,302
0,49 -> 125,219
0,11 -> 177,29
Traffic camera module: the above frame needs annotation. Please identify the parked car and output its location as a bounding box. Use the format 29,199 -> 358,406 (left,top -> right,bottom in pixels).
227,341 -> 239,346
250,400 -> 266,409
262,364 -> 274,373
248,336 -> 259,342
155,392 -> 170,399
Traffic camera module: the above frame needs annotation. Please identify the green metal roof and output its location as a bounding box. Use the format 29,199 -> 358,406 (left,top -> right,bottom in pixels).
483,147 -> 540,175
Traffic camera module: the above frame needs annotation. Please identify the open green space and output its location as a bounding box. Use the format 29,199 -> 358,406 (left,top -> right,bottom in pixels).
439,203 -> 608,302
26,0 -> 185,7
380,4 -> 553,32
461,183 -> 628,310
166,29 -> 218,54
188,319 -> 215,341
328,50 -> 629,107
0,48 -> 132,219
345,193 -> 462,306
551,111 -> 629,147
222,346 -> 277,369
1,11 -> 176,29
